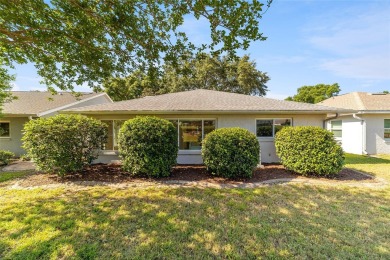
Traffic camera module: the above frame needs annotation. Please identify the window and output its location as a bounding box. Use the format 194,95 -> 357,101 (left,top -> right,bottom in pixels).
0,122 -> 10,137
330,120 -> 342,139
101,120 -> 126,150
170,119 -> 216,150
385,119 -> 390,139
256,119 -> 291,137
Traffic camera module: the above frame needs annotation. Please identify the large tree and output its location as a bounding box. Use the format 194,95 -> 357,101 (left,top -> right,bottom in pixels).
0,0 -> 272,92
286,83 -> 341,104
0,59 -> 14,116
103,54 -> 270,101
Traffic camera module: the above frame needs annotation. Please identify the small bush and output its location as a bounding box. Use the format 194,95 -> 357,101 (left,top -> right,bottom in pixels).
275,126 -> 344,176
202,127 -> 260,179
0,150 -> 15,165
22,114 -> 107,176
118,116 -> 178,177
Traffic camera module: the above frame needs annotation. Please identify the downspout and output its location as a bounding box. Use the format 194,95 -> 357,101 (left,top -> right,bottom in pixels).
353,113 -> 367,155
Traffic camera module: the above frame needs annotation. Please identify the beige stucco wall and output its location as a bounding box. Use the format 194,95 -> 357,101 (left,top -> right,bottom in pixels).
0,117 -> 30,156
90,113 -> 326,164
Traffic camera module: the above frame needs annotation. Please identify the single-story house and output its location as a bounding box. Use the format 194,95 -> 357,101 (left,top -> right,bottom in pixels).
319,92 -> 390,155
64,89 -> 350,164
0,91 -> 112,155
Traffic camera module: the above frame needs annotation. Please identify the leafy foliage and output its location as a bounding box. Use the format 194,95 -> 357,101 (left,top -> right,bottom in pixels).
0,150 -> 14,165
202,127 -> 260,179
275,126 -> 344,176
118,116 -> 178,177
0,58 -> 14,116
0,0 -> 271,91
22,114 -> 107,176
104,54 -> 269,101
285,83 -> 341,104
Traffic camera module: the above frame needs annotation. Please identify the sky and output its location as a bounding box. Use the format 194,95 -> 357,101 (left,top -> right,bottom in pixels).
10,0 -> 390,100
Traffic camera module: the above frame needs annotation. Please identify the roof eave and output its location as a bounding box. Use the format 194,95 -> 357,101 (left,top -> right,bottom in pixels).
62,109 -> 346,115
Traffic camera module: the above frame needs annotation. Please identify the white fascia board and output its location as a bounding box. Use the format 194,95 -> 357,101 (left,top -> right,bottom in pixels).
37,93 -> 111,117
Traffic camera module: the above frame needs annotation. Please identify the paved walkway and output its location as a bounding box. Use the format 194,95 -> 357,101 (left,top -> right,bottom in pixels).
1,161 -> 35,172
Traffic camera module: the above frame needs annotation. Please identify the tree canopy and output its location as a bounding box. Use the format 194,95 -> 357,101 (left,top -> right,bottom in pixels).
285,83 -> 341,104
103,54 -> 270,101
0,0 -> 272,92
0,59 -> 14,116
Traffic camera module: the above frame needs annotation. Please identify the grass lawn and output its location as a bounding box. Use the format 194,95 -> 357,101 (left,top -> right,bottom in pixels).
0,171 -> 32,183
0,154 -> 389,259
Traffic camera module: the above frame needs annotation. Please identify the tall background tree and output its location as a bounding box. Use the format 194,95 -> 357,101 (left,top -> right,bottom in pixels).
0,0 -> 272,93
103,54 -> 270,101
286,83 -> 341,104
0,58 -> 14,117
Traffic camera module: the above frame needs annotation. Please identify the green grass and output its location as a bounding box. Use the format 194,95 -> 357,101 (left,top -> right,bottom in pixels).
0,171 -> 32,183
0,154 -> 389,259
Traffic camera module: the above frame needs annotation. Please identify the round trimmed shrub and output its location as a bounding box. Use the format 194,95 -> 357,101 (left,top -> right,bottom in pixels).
22,114 -> 107,176
0,150 -> 15,165
275,126 -> 344,176
202,127 -> 260,179
118,116 -> 178,177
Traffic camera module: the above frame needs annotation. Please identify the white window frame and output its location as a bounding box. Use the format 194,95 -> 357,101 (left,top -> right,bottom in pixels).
255,118 -> 292,139
100,119 -> 127,152
330,120 -> 342,141
0,121 -> 10,138
167,118 -> 217,152
385,119 -> 390,140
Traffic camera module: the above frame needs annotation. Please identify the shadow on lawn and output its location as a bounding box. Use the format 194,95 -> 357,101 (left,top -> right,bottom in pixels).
1,186 -> 389,259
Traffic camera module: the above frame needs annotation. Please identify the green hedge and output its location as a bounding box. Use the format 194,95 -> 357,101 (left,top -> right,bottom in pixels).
202,127 -> 260,179
118,116 -> 178,177
275,126 -> 344,176
0,150 -> 14,165
22,114 -> 107,176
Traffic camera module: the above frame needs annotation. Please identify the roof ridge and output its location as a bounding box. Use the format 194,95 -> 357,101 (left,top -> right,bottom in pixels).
353,92 -> 367,110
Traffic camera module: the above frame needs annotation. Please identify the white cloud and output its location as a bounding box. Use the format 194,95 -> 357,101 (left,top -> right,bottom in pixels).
305,6 -> 390,80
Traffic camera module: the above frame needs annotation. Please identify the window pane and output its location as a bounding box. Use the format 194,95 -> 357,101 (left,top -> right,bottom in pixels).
385,119 -> 390,129
113,120 -> 126,150
385,129 -> 390,139
256,120 -> 273,137
101,120 -> 113,150
331,120 -> 342,129
203,120 -> 216,137
332,130 -> 342,138
0,123 -> 10,137
179,120 -> 202,150
274,119 -> 291,135
168,120 -> 178,129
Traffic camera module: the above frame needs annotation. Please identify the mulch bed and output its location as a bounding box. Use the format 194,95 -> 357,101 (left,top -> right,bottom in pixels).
13,163 -> 374,187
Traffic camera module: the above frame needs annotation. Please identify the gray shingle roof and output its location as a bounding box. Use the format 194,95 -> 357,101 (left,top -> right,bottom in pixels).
319,92 -> 390,111
66,89 -> 347,114
3,91 -> 103,116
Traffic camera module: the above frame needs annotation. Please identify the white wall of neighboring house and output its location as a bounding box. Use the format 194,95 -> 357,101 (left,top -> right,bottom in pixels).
328,117 -> 364,154
328,114 -> 390,155
91,113 -> 326,164
364,114 -> 390,155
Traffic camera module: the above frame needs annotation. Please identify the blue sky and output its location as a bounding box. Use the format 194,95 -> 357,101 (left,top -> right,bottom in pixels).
11,0 -> 390,100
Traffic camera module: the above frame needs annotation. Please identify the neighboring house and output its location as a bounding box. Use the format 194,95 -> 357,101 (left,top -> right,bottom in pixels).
0,91 -> 112,155
319,92 -> 390,155
64,89 -> 348,164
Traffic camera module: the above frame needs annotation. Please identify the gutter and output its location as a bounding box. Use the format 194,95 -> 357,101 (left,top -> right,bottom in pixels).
353,113 -> 367,155
323,113 -> 339,128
